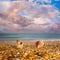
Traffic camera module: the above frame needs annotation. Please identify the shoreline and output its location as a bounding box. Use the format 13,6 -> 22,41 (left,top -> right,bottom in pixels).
0,39 -> 60,42
0,39 -> 60,43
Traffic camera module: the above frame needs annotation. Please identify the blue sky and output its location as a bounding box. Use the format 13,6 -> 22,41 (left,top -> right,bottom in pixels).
0,0 -> 60,11
0,0 -> 60,33
10,0 -> 60,11
0,0 -> 60,10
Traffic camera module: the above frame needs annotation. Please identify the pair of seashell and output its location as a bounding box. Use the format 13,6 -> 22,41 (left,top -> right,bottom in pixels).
16,40 -> 44,49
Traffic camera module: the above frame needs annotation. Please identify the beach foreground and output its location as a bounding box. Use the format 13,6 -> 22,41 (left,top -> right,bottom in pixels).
0,41 -> 60,60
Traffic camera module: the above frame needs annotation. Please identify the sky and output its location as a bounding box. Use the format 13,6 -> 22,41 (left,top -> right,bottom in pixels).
0,0 -> 60,33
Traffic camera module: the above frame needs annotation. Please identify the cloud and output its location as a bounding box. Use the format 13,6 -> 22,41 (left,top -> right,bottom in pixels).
21,4 -> 60,20
0,0 -> 60,33
0,1 -> 11,12
33,17 -> 51,25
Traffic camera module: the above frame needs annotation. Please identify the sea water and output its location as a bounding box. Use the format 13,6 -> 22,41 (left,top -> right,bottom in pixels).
0,33 -> 60,41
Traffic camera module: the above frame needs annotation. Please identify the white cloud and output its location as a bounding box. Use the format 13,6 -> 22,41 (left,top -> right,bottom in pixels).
42,0 -> 51,3
0,2 -> 10,11
33,17 -> 51,24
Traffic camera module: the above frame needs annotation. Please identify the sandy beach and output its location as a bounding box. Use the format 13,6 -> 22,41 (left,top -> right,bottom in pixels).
0,40 -> 60,60
0,0 -> 60,60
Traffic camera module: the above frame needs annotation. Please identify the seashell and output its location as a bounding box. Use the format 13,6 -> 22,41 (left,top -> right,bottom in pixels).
17,52 -> 20,55
13,58 -> 20,60
16,40 -> 23,49
34,41 -> 40,48
24,52 -> 28,57
34,40 -> 44,48
38,40 -> 44,48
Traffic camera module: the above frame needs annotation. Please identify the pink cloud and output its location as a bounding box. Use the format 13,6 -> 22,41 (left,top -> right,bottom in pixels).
0,1 -> 60,33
